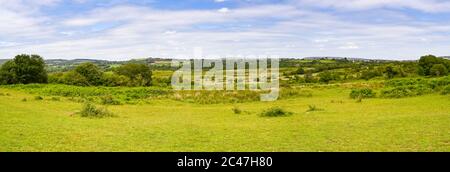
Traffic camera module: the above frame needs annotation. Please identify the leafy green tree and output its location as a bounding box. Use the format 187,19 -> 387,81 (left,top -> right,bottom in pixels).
102,72 -> 130,87
419,55 -> 437,75
63,71 -> 89,86
319,71 -> 339,83
115,63 -> 152,86
0,54 -> 47,84
303,71 -> 316,83
294,67 -> 305,75
360,70 -> 381,80
74,62 -> 103,86
384,65 -> 399,79
0,61 -> 17,84
430,64 -> 448,76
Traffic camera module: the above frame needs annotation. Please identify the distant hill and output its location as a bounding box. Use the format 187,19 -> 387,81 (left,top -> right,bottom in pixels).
45,58 -> 172,72
0,59 -> 8,65
302,57 -> 393,62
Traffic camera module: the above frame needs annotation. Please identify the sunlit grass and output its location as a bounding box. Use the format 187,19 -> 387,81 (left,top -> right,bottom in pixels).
0,87 -> 449,152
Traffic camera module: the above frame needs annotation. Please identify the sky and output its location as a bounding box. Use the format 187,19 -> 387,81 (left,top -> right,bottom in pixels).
1,0 -> 450,60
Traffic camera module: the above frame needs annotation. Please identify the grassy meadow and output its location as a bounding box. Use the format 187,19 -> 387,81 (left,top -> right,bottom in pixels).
1,83 -> 449,152
1,56 -> 450,152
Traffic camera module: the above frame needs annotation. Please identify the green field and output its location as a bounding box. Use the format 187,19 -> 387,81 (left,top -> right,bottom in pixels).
1,85 -> 449,152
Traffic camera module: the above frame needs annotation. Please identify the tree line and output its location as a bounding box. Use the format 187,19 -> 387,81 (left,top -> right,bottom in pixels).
286,55 -> 450,84
1,54 -> 449,86
0,54 -> 152,87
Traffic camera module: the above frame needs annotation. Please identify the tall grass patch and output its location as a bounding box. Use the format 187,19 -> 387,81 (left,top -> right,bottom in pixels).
260,107 -> 293,117
78,102 -> 115,118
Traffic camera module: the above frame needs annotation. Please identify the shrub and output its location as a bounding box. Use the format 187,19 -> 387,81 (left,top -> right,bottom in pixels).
442,85 -> 450,95
430,64 -> 448,77
0,92 -> 10,96
79,102 -> 114,118
101,95 -> 122,105
350,88 -> 376,99
306,105 -> 324,112
318,71 -> 340,83
114,63 -> 152,86
360,70 -> 381,80
50,97 -> 61,101
231,106 -> 242,114
260,107 -> 292,117
34,96 -> 44,100
74,63 -> 103,86
22,98 -> 27,102
380,85 -> 432,98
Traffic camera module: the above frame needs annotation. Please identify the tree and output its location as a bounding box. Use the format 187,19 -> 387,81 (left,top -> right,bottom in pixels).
0,54 -> 47,84
63,71 -> 89,86
101,72 -> 130,87
430,64 -> 448,76
293,67 -> 305,75
74,62 -> 103,86
115,63 -> 152,86
360,70 -> 381,80
319,71 -> 339,83
303,70 -> 316,83
384,65 -> 398,79
0,61 -> 17,84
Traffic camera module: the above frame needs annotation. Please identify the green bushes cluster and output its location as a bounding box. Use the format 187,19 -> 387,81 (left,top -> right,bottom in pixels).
418,55 -> 450,76
350,88 -> 376,99
173,90 -> 261,104
3,84 -> 170,105
101,95 -> 122,105
380,76 -> 450,98
231,106 -> 242,114
442,85 -> 450,95
34,96 -> 44,100
79,102 -> 114,118
260,107 -> 292,117
48,62 -> 152,87
306,105 -> 324,112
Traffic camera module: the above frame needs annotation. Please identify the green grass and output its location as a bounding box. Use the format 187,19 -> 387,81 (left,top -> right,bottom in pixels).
0,86 -> 449,152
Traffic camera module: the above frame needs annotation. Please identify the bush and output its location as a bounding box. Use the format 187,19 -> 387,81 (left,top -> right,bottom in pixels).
260,107 -> 292,117
380,77 -> 449,98
79,102 -> 114,118
22,98 -> 27,102
380,85 -> 432,98
34,96 -> 44,100
442,85 -> 450,95
318,71 -> 340,83
350,88 -> 376,99
360,70 -> 382,80
114,63 -> 152,86
306,105 -> 324,112
430,64 -> 448,76
50,97 -> 61,101
232,106 -> 242,114
101,95 -> 122,105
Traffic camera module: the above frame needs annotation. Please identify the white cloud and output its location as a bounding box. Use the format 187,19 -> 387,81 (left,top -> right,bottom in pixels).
339,42 -> 360,49
295,0 -> 450,13
1,1 -> 450,60
218,7 -> 230,13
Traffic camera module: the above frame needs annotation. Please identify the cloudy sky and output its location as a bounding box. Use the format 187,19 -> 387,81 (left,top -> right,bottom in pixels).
1,0 -> 450,60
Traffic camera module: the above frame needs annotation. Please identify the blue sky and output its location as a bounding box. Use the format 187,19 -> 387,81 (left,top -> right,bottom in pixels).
1,0 -> 450,60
